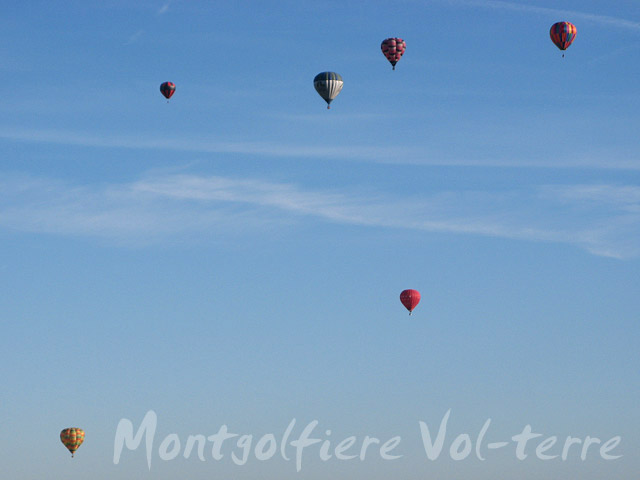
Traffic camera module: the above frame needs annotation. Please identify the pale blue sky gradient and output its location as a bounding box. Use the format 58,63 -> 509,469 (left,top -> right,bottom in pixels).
1,1 -> 639,478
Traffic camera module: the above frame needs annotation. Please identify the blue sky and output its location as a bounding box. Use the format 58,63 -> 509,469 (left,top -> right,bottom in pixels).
1,1 -> 638,478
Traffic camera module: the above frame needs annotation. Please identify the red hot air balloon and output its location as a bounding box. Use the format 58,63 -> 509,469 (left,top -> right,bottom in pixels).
160,82 -> 176,101
381,38 -> 406,70
550,22 -> 576,57
400,289 -> 420,315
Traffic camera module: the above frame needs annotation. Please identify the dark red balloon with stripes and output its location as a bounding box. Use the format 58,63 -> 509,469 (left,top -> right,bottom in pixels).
381,37 -> 406,70
400,289 -> 420,315
550,22 -> 576,52
160,82 -> 176,100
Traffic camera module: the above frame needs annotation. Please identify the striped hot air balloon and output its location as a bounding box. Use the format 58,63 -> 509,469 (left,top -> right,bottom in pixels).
60,428 -> 85,457
550,22 -> 576,56
160,81 -> 176,100
381,37 -> 406,70
313,72 -> 343,109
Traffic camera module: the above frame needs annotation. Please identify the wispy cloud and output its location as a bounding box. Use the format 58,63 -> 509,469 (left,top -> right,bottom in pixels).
2,127 -> 640,170
125,29 -> 145,45
1,173 -> 638,258
449,0 -> 640,31
0,127 -> 409,164
157,2 -> 170,15
123,3 -> 170,45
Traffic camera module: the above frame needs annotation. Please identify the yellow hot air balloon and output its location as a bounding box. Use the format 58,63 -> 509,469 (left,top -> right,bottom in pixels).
60,428 -> 85,457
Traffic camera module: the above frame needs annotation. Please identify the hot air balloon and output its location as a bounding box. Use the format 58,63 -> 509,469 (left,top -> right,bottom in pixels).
60,428 -> 85,457
400,289 -> 420,315
381,38 -> 406,70
313,72 -> 343,109
160,81 -> 176,101
550,22 -> 576,57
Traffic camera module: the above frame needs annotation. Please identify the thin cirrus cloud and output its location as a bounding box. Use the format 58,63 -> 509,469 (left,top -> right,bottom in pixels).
123,2 -> 170,45
125,30 -> 145,45
2,127 -> 640,170
449,0 -> 640,31
0,173 -> 638,258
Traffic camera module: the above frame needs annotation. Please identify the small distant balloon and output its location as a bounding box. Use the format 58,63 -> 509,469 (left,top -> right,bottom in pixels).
550,22 -> 576,57
381,38 -> 406,70
313,72 -> 343,109
400,289 -> 420,315
60,428 -> 85,457
160,81 -> 176,100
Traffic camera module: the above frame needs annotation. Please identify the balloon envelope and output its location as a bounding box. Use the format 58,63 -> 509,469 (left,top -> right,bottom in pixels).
400,289 -> 420,314
381,38 -> 406,70
160,81 -> 176,99
550,22 -> 576,51
313,72 -> 343,108
60,428 -> 85,457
